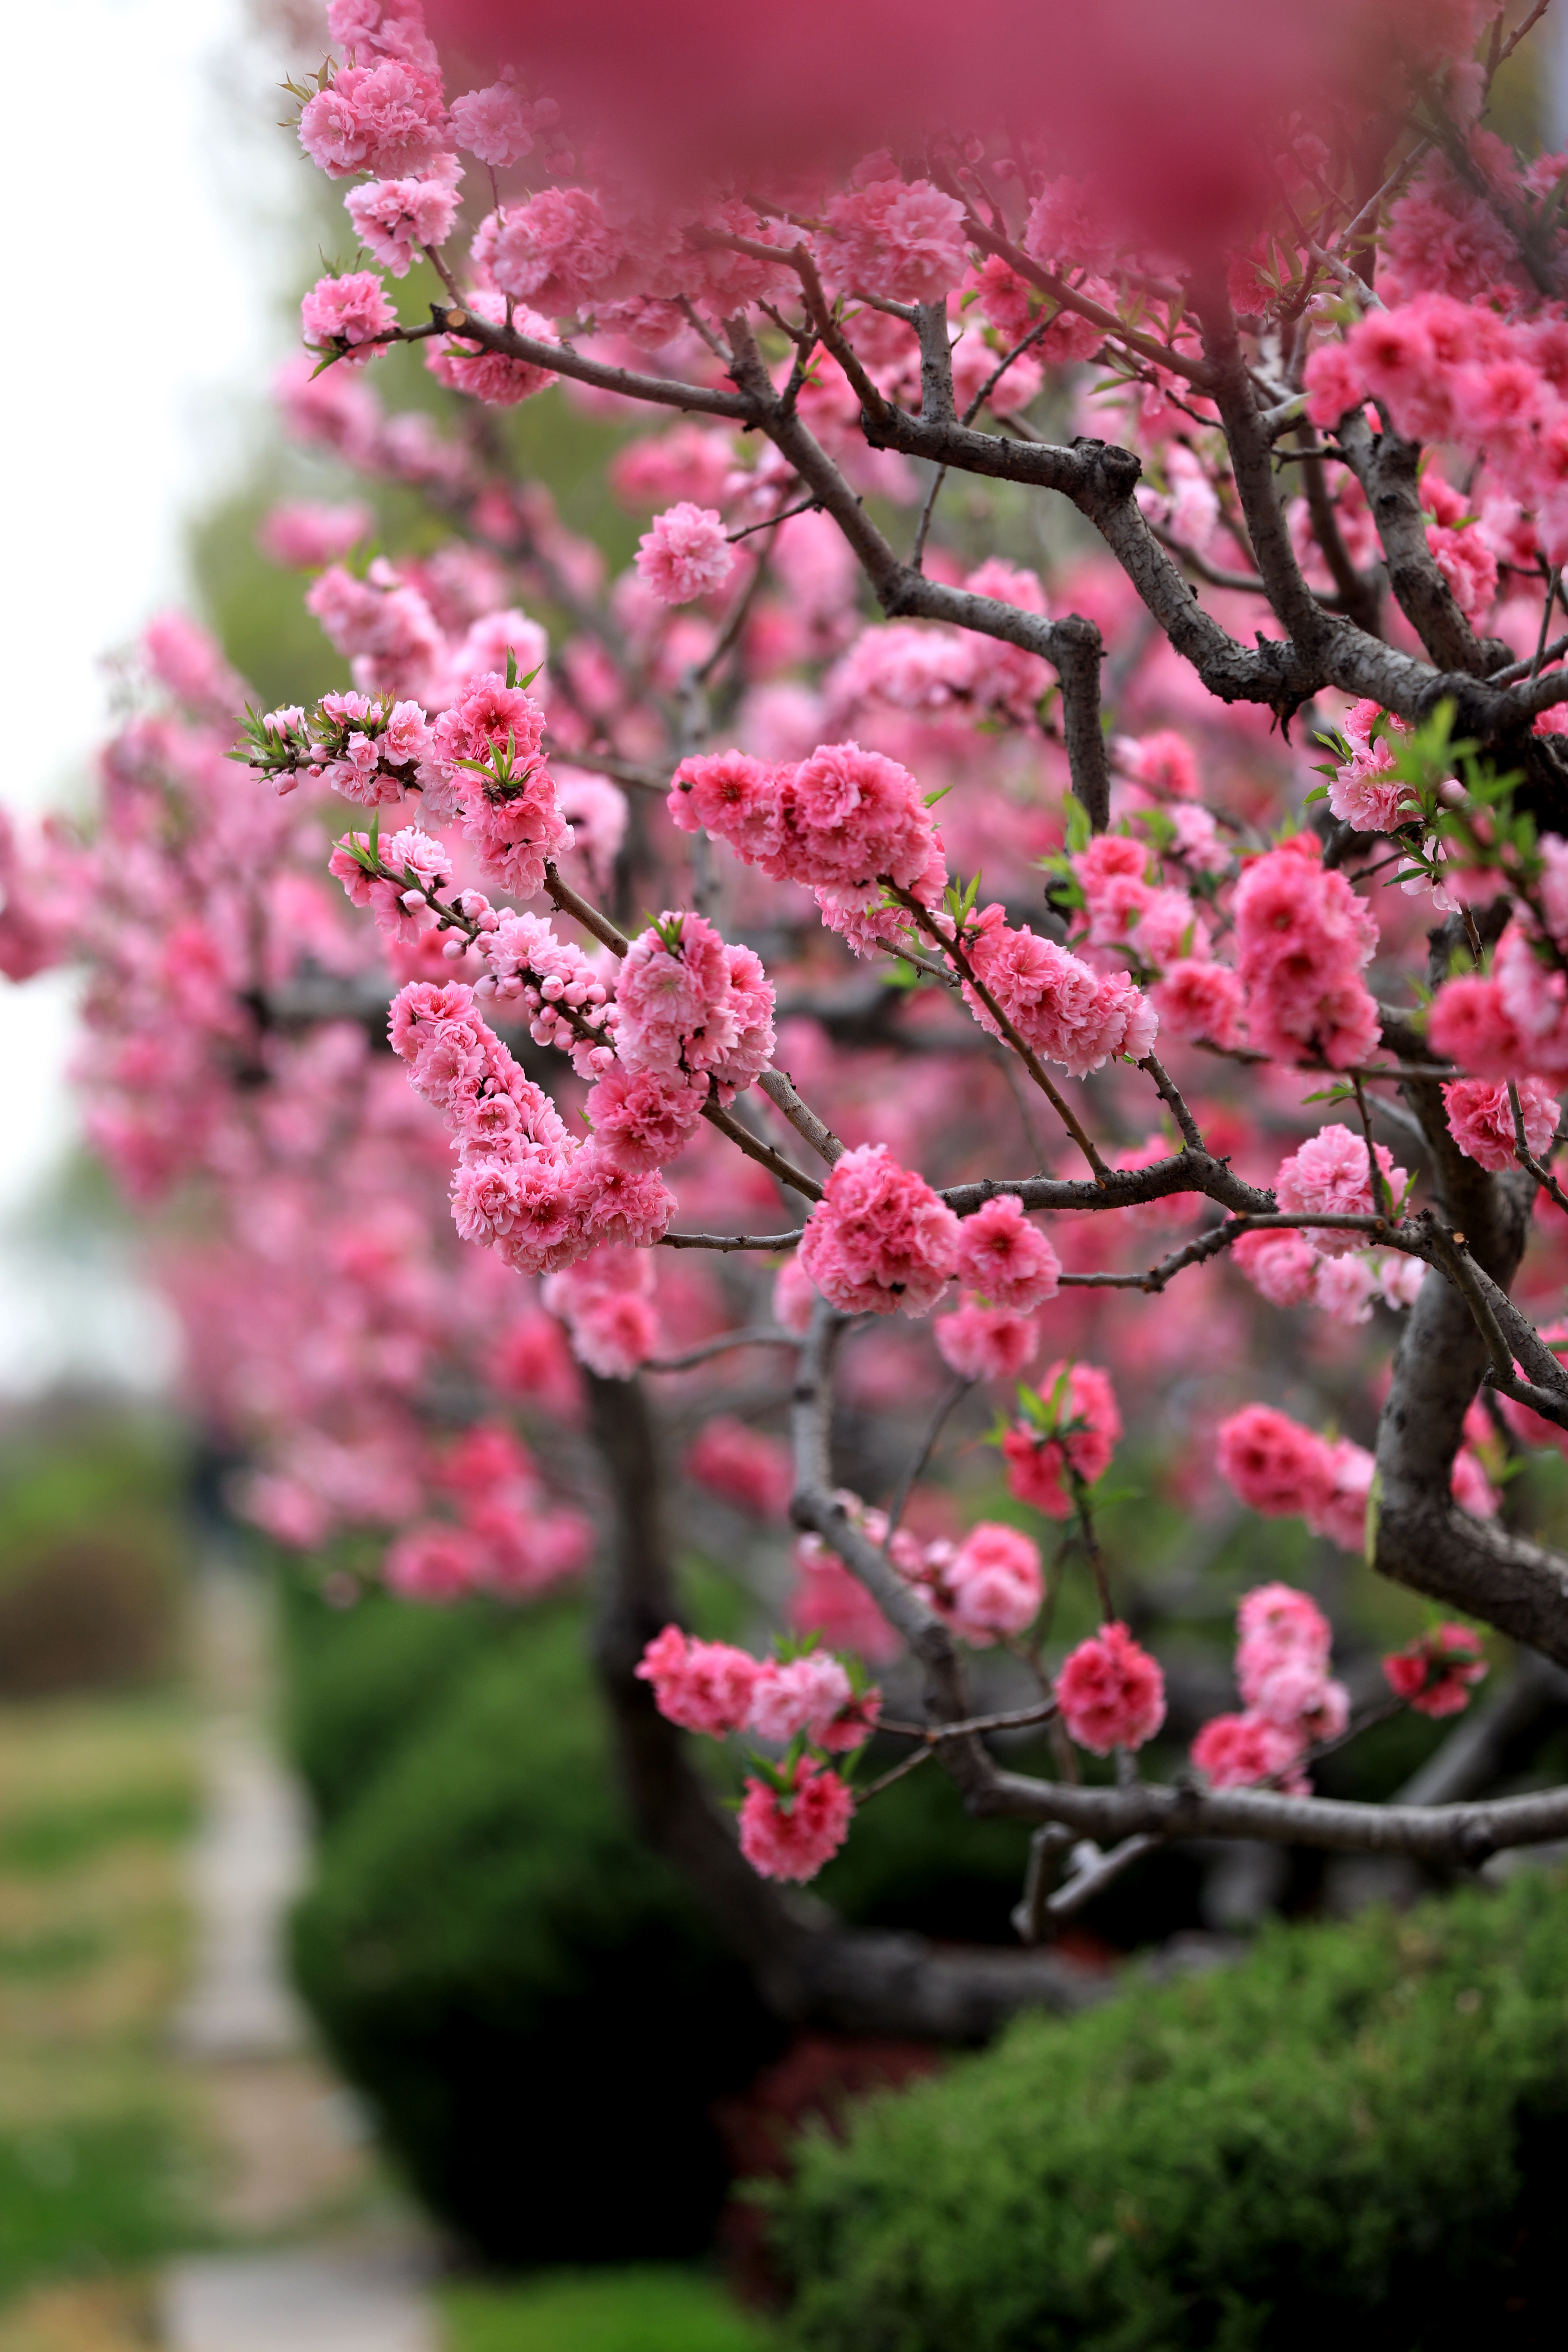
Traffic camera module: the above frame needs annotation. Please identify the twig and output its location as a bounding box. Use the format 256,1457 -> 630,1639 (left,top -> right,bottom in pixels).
883,1376 -> 974,1548
1510,1078 -> 1568,1216
644,1325 -> 799,1371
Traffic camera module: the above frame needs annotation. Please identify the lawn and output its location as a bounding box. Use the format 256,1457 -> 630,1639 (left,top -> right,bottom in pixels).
0,1697 -> 199,2319
441,2266 -> 774,2352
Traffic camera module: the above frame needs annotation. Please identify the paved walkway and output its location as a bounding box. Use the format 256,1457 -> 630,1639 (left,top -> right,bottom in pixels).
159,1560 -> 439,2352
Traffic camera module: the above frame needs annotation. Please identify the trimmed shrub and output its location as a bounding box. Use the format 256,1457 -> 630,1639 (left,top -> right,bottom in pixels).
770,1869 -> 1568,2351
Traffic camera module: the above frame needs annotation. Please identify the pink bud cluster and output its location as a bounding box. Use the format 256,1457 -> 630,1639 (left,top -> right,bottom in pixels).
669,741 -> 946,958
253,691 -> 435,804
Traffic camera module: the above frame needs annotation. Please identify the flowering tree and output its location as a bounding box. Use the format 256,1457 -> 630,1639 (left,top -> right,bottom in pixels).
12,0 -> 1568,2030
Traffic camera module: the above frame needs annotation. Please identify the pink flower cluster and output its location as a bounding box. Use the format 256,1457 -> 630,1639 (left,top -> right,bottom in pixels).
447,80 -> 557,169
388,979 -> 672,1279
963,904 -> 1158,1077
1273,1125 -> 1408,1256
668,742 -> 946,958
917,1521 -> 1043,1645
476,909 -> 615,1072
329,822 -> 452,941
634,504 -> 735,605
298,57 -> 447,180
820,174 -> 969,304
259,502 -> 373,569
1326,702 -> 1415,835
1215,1405 -> 1373,1553
1056,1622 -> 1166,1755
1443,1074 -> 1558,1170
383,1419 -> 592,1603
429,672 -> 574,897
1233,838 -> 1380,1069
1072,833 -> 1211,971
260,690 -> 434,805
1001,1363 -> 1121,1518
346,166 -> 463,276
1190,1582 -> 1348,1793
1382,1624 -> 1488,1718
1309,288 -> 1568,567
426,291 -> 560,406
542,1245 -> 662,1378
301,270 -> 399,363
738,1759 -> 855,1883
636,1623 -> 880,1880
798,1143 -> 960,1317
686,1416 -> 794,1520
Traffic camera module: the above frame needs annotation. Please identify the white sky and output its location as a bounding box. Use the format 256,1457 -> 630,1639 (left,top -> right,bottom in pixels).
0,0 -> 299,1393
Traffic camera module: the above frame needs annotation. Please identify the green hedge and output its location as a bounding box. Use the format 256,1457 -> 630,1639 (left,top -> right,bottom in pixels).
770,1868 -> 1568,2351
283,1581 -> 1052,2266
290,1598 -> 784,2265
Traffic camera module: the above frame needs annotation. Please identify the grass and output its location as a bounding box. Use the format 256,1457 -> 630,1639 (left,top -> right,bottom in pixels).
440,2267 -> 774,2352
0,1697 -> 200,2305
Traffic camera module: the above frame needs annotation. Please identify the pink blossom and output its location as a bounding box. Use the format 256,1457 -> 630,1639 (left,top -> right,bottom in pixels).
934,1297 -> 1039,1382
298,59 -> 447,181
611,425 -> 737,512
1274,1125 -> 1407,1256
1235,1581 -> 1332,1701
1057,1621 -> 1166,1754
1383,1624 -> 1488,1717
1190,1711 -> 1308,1791
1001,1362 -> 1121,1518
1303,340 -> 1368,429
1216,1406 -> 1333,1520
1494,920 -> 1568,1077
1327,733 -> 1413,834
965,907 -> 1158,1077
1233,840 -> 1380,1069
586,1064 -> 706,1172
798,1143 -> 960,1318
635,504 -> 735,605
1231,1227 -> 1320,1309
687,1416 -> 793,1520
790,1541 -> 902,1662
258,502 -> 373,568
738,1758 -> 854,1882
1444,1073 -> 1558,1170
301,270 -> 399,365
927,1521 -> 1042,1645
952,1195 -> 1060,1310
483,186 -> 639,317
1427,973 -> 1524,1077
820,176 -> 968,303
346,170 -> 463,276
430,672 -> 573,899
448,82 -> 536,168
773,1255 -> 819,1337
1312,1254 -> 1376,1326
1151,959 -> 1245,1049
1451,1444 -> 1499,1519
384,1522 -> 481,1602
636,1622 -> 762,1735
748,1651 -> 879,1750
608,912 -> 774,1099
426,291 -> 560,406
668,750 -> 787,867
